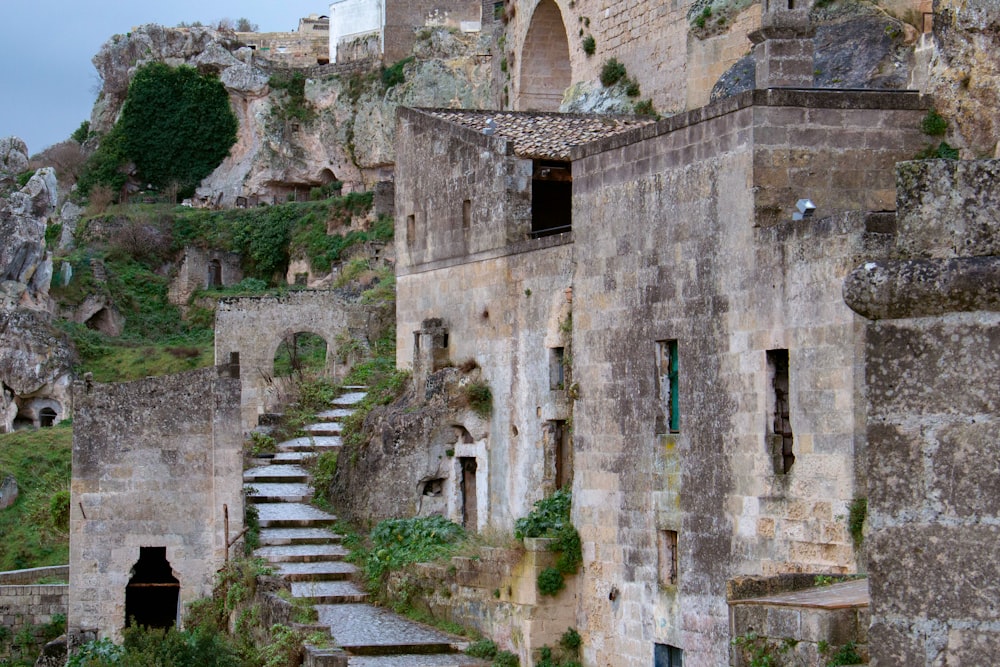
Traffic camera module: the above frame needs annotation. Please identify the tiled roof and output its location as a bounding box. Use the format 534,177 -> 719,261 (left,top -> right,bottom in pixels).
422,109 -> 655,161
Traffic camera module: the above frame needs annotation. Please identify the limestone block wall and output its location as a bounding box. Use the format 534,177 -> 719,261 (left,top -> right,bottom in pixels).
566,89 -> 927,665
0,584 -> 68,637
214,291 -> 381,428
844,160 -> 1000,666
237,30 -> 329,66
68,364 -> 242,640
385,1 -> 482,62
167,247 -> 243,307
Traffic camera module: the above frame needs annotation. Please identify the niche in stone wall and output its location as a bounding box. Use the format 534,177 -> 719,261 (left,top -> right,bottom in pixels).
124,547 -> 180,630
531,160 -> 572,238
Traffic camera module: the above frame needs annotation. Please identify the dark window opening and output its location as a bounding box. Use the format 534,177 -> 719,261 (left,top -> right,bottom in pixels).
407,214 -> 416,247
441,333 -> 449,349
767,349 -> 794,474
207,259 -> 222,288
294,272 -> 309,286
656,341 -> 679,434
462,199 -> 471,230
657,530 -> 678,586
459,457 -> 478,531
39,408 -> 57,428
549,347 -> 565,390
125,547 -> 179,630
547,419 -> 571,489
454,424 -> 474,444
531,160 -> 572,238
654,643 -> 683,667
421,478 -> 445,496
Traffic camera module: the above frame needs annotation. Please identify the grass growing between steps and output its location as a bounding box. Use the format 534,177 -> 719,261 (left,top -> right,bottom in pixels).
0,423 -> 72,571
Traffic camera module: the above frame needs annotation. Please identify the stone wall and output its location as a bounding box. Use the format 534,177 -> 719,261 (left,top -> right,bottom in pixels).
214,290 -> 386,428
844,160 -> 1000,665
68,363 -> 243,640
385,1 -> 483,63
167,247 -> 243,307
236,30 -> 329,66
0,584 -> 67,638
568,88 -> 925,666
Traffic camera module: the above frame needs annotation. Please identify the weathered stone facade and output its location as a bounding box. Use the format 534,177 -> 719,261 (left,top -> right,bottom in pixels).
166,246 -> 244,307
214,290 -> 388,427
396,83 -> 929,664
0,567 -> 68,642
68,363 -> 242,640
844,160 -> 1000,666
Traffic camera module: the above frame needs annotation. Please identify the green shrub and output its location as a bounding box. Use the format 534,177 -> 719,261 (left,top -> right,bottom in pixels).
16,170 -> 35,188
914,141 -> 960,160
71,120 -> 92,144
848,497 -> 867,547
466,638 -> 499,659
560,628 -> 582,652
599,58 -> 627,87
364,516 -> 465,592
310,450 -> 339,504
824,641 -> 863,667
494,651 -> 520,667
537,567 -> 565,596
921,110 -> 948,136
464,381 -> 493,417
582,35 -> 596,55
248,432 -> 277,456
634,99 -> 657,117
625,79 -> 640,98
269,72 -> 315,123
382,57 -> 415,88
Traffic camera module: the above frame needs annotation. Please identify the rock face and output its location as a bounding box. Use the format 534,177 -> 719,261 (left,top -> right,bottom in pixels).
0,167 -> 57,310
927,0 -> 1000,157
89,25 -> 494,205
710,4 -> 918,102
0,137 -> 29,195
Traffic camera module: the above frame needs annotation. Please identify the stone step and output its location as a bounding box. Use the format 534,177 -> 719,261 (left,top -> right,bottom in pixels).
316,604 -> 462,657
276,561 -> 358,581
254,543 -> 349,563
316,408 -> 355,420
347,655 -> 489,667
246,483 -> 313,503
332,392 -> 367,407
244,464 -> 310,484
292,580 -> 369,604
279,436 -> 342,452
259,527 -> 341,546
302,423 -> 343,436
256,502 -> 337,528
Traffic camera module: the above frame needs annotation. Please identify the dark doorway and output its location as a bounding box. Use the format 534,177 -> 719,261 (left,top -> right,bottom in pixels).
207,259 -> 222,288
531,160 -> 572,238
459,457 -> 478,531
39,408 -> 57,428
125,547 -> 180,630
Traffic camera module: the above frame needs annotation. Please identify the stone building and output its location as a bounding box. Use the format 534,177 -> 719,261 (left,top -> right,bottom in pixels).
393,0 -> 938,658
166,246 -> 244,307
67,362 -> 242,640
237,15 -> 331,66
328,0 -> 483,64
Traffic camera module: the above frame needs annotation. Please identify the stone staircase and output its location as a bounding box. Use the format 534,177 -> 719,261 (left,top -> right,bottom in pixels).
244,387 -> 486,667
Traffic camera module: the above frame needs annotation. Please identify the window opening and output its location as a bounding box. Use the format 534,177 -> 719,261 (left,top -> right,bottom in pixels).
767,349 -> 794,473
657,530 -> 678,586
656,341 -> 679,433
459,457 -> 478,530
407,214 -> 416,247
206,259 -> 222,288
531,160 -> 572,238
125,547 -> 179,630
549,347 -> 566,390
39,408 -> 57,428
654,643 -> 683,667
462,199 -> 471,230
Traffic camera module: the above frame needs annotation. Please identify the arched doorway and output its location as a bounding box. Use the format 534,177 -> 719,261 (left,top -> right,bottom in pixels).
518,0 -> 573,111
124,547 -> 180,629
38,408 -> 58,428
273,331 -> 328,378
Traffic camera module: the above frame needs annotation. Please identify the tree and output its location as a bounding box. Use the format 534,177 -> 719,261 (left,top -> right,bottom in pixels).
117,62 -> 238,198
235,17 -> 258,32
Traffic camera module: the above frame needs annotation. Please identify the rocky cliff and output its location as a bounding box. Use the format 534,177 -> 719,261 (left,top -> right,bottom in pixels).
89,24 -> 494,205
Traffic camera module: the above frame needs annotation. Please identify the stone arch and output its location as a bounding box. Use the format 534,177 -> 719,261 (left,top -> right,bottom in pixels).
517,0 -> 573,111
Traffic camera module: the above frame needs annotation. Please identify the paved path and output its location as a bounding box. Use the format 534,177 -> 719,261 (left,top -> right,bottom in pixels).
245,388 -> 484,666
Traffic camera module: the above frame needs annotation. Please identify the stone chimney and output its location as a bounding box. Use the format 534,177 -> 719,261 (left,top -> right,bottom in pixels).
749,0 -> 816,88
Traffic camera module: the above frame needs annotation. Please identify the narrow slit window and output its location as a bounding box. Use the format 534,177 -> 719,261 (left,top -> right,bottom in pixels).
656,340 -> 679,433
657,529 -> 678,586
549,347 -> 565,390
462,199 -> 471,230
767,349 -> 794,474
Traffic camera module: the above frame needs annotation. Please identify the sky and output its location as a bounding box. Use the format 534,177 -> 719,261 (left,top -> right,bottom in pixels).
0,1 -> 330,156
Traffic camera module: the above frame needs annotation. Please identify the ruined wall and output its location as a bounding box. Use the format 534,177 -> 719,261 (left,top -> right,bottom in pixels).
567,89 -> 926,666
68,364 -> 242,640
0,584 -> 67,638
214,290 -> 385,428
385,1 -> 483,62
844,160 -> 1000,665
167,247 -> 243,307
396,109 -> 572,530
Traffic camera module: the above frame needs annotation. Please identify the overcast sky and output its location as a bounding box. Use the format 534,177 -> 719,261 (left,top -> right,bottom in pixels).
0,1 -> 329,156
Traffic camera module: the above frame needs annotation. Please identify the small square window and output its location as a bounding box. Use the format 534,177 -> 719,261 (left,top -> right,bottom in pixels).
654,643 -> 683,667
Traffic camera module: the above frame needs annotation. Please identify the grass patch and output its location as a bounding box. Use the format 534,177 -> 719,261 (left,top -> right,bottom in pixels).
0,424 -> 72,571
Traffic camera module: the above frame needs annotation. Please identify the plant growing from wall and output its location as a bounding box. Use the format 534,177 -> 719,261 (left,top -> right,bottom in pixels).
463,380 -> 493,417
848,496 -> 867,547
821,641 -> 863,667
362,516 -> 465,594
269,72 -> 315,123
515,489 -> 582,596
921,109 -> 949,136
599,58 -> 627,87
382,56 -> 415,88
582,35 -> 596,56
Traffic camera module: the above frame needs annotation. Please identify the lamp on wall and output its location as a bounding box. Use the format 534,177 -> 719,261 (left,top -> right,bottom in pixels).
792,198 -> 816,221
